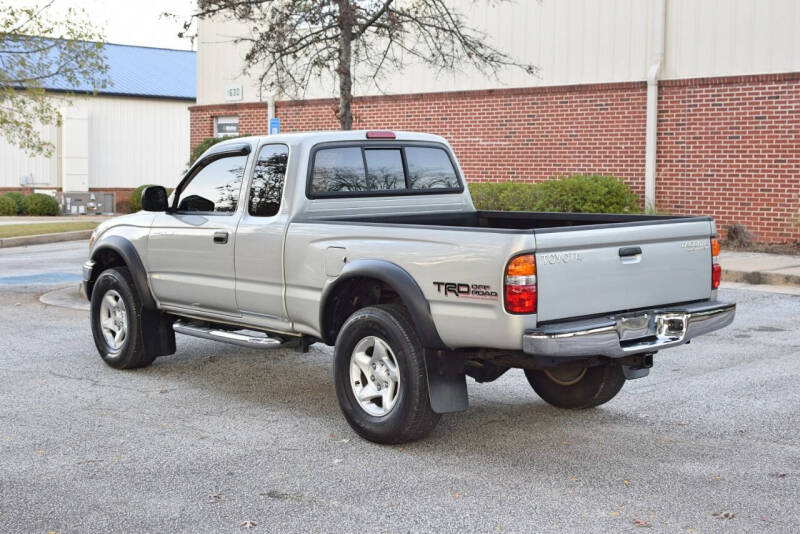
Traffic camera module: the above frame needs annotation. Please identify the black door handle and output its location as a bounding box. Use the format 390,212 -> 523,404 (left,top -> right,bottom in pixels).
213,231 -> 228,244
619,246 -> 642,257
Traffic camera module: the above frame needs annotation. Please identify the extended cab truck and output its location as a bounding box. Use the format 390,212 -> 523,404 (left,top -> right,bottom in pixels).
84,130 -> 735,443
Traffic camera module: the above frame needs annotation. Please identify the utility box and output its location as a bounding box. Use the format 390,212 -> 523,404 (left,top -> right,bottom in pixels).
61,191 -> 116,215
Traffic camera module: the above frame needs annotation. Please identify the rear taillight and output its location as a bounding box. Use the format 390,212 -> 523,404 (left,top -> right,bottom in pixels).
711,238 -> 721,289
505,254 -> 537,314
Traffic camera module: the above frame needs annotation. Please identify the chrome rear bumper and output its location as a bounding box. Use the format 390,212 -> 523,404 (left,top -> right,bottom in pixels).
522,301 -> 735,358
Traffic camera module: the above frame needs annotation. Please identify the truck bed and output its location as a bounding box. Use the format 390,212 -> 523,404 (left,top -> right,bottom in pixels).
303,209 -> 716,323
328,210 -> 709,232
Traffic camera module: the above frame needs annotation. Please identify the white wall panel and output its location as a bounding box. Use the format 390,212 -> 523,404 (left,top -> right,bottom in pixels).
85,96 -> 191,189
197,0 -> 800,106
0,95 -> 190,190
0,123 -> 59,188
61,103 -> 89,192
663,0 -> 800,79
197,0 -> 652,105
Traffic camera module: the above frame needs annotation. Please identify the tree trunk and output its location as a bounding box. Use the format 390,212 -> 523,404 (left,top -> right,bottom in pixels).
336,0 -> 354,130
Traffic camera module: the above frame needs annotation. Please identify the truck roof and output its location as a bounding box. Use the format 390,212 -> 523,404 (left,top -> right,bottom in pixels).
211,130 -> 451,151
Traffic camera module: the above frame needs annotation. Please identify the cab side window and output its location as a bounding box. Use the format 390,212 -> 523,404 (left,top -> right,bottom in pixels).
177,155 -> 247,213
249,144 -> 289,217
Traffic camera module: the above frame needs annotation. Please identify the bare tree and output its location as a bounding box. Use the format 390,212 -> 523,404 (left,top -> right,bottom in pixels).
187,0 -> 538,130
0,1 -> 109,156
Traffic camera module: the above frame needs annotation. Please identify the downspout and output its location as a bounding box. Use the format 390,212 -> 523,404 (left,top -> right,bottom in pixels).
267,92 -> 276,123
644,0 -> 666,212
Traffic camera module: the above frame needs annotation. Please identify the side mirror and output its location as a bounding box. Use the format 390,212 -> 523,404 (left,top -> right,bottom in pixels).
141,186 -> 169,212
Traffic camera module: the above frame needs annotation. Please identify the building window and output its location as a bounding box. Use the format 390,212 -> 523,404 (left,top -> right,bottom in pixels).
214,116 -> 239,138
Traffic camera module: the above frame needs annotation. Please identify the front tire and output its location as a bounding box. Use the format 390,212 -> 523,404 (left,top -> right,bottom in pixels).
90,267 -> 155,369
525,362 -> 625,409
333,304 -> 440,444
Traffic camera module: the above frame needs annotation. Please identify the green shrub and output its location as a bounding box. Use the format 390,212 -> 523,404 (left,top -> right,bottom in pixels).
470,174 -> 640,214
468,182 -> 540,211
533,174 -> 640,213
188,134 -> 248,168
22,193 -> 60,216
0,196 -> 17,216
1,192 -> 26,214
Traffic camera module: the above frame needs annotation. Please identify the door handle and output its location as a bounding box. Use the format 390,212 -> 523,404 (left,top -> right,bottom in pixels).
618,246 -> 642,257
213,231 -> 229,244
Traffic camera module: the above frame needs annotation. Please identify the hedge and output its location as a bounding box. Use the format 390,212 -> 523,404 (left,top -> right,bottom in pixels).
470,174 -> 641,214
1,192 -> 26,214
0,196 -> 17,216
22,193 -> 60,216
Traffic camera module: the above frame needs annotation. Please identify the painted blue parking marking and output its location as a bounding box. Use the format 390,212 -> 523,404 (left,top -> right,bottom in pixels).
0,272 -> 83,285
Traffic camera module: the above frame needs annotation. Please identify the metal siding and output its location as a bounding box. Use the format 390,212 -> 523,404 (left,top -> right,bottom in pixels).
86,96 -> 191,189
196,0 -> 800,105
0,96 -> 190,190
196,1 -> 652,105
0,124 -> 59,188
662,0 -> 800,79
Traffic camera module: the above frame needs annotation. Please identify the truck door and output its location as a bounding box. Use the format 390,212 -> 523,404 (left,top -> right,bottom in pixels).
234,144 -> 292,332
147,152 -> 248,315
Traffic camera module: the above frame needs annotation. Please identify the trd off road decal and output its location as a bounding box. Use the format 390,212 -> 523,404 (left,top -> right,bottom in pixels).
433,282 -> 499,300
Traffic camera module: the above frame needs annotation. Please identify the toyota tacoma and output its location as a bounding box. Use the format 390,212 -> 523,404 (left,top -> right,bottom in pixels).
84,130 -> 735,443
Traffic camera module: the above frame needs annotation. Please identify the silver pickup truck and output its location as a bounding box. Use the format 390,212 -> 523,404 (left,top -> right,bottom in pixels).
84,130 -> 735,443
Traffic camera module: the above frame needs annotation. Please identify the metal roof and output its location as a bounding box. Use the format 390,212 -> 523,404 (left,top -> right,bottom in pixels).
19,41 -> 196,101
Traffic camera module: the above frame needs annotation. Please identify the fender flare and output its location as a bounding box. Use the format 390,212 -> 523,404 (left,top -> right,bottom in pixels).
91,235 -> 157,310
319,259 -> 446,349
320,259 -> 467,414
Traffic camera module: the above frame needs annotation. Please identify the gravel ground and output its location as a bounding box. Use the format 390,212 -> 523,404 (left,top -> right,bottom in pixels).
0,249 -> 798,532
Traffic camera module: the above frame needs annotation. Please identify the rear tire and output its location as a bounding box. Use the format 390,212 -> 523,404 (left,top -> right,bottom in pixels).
90,267 -> 156,369
525,362 -> 625,409
333,303 -> 440,444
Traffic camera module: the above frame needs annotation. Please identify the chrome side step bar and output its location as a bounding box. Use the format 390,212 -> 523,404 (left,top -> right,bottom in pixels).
173,321 -> 284,349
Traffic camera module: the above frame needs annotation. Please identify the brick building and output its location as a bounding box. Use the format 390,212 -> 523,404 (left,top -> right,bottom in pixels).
190,0 -> 799,242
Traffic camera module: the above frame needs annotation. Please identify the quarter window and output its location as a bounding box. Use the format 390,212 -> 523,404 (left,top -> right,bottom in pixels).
176,155 -> 246,213
249,144 -> 288,217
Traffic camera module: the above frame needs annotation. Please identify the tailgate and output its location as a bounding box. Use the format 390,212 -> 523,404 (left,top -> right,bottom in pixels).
534,219 -> 714,322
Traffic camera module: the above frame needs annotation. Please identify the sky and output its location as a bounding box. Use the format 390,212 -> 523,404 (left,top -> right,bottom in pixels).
51,0 -> 196,50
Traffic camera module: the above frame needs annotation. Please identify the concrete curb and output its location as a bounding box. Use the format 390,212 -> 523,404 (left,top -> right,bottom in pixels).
723,268 -> 800,287
0,230 -> 92,249
40,284 -> 90,311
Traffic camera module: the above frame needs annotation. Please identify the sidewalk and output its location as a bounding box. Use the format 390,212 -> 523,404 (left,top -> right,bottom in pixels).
0,215 -> 111,226
720,251 -> 800,287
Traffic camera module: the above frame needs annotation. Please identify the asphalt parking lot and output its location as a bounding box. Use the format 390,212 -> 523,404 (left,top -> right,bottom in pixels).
1,242 -> 799,533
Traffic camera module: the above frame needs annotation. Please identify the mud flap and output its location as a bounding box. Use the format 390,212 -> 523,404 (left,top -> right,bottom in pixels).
141,311 -> 176,358
424,349 -> 468,413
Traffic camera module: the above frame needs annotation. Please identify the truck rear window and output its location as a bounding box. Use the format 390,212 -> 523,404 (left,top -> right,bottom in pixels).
309,144 -> 462,197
